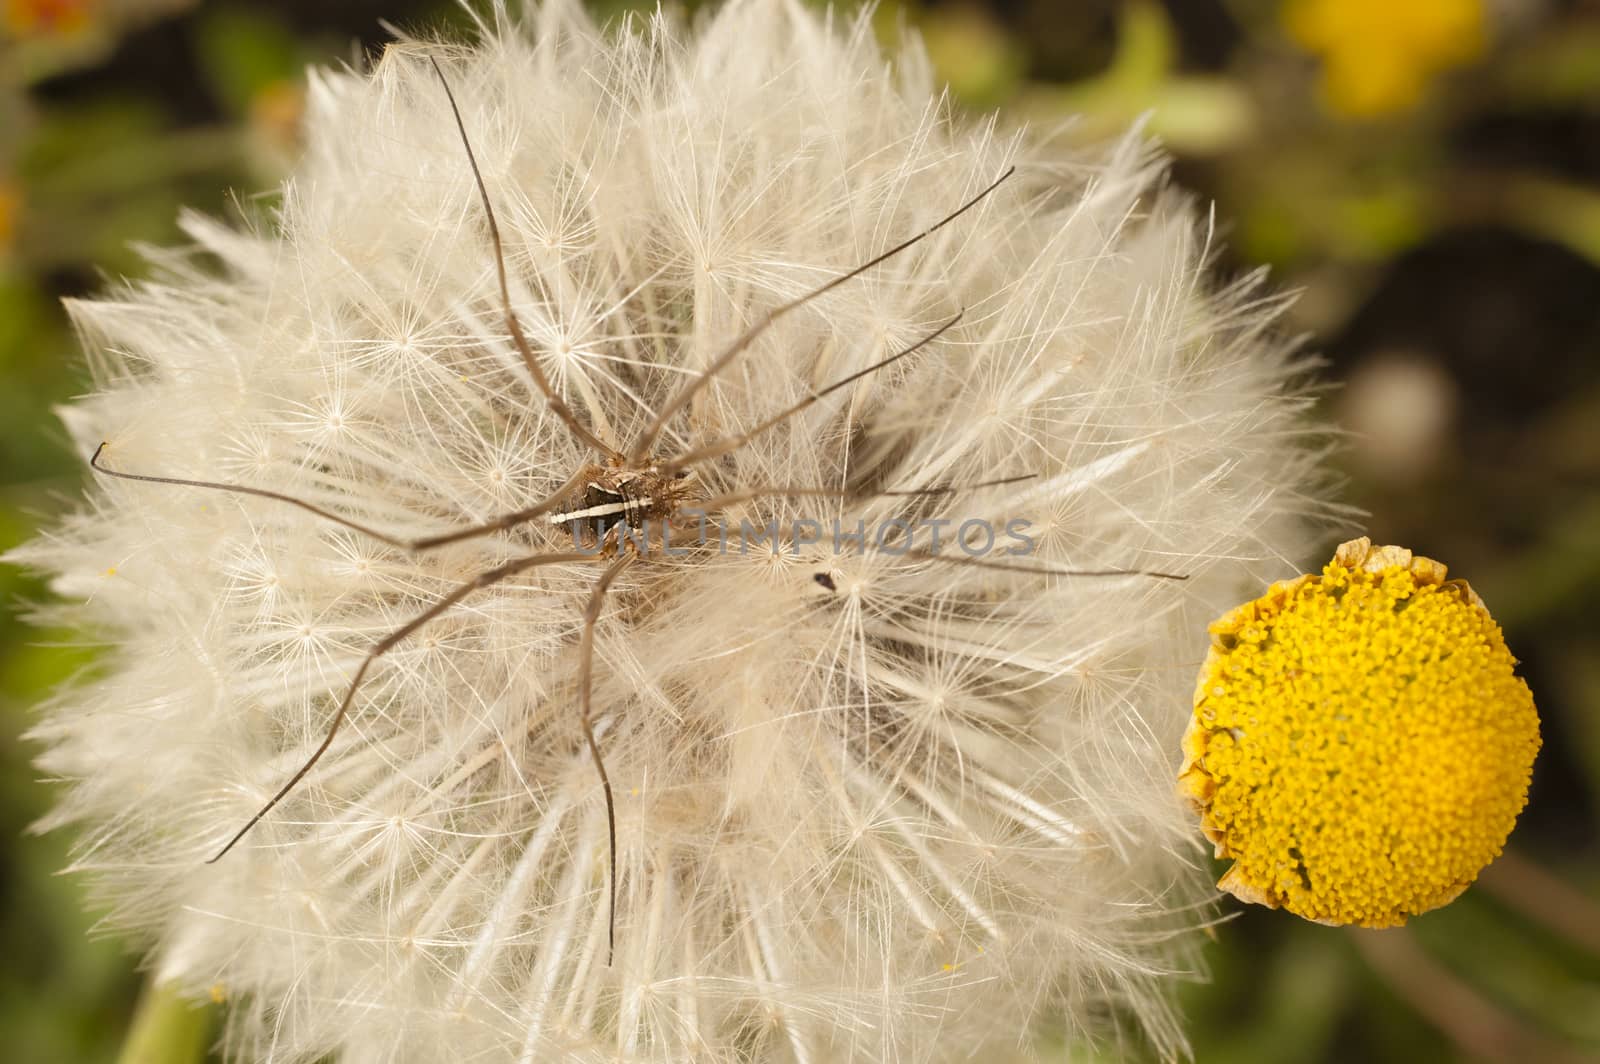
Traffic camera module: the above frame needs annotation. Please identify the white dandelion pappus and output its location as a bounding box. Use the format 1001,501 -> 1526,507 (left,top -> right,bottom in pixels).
17,1 -> 1329,1061
91,53 -> 1047,966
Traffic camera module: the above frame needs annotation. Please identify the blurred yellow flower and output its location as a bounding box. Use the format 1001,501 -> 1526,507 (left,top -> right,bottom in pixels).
1283,0 -> 1487,117
4,0 -> 92,37
1180,538 -> 1539,926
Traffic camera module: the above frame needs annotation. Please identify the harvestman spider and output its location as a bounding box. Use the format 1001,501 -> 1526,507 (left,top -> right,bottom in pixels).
89,56 -> 1185,963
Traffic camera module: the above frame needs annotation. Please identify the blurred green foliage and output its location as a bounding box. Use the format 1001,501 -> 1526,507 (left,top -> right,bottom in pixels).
3,1 -> 1598,1061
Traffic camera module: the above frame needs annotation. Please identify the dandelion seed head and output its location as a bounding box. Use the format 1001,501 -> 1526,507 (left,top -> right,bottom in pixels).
19,1 -> 1331,1060
1181,537 -> 1539,926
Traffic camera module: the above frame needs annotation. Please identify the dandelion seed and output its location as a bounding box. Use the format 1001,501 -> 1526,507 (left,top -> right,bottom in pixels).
16,1 -> 1332,1059
1180,537 -> 1540,926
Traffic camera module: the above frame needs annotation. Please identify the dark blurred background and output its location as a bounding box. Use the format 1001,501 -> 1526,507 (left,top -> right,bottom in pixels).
3,1 -> 1598,1061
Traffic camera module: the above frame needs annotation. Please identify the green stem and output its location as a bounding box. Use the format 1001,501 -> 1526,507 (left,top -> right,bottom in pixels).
116,979 -> 214,1064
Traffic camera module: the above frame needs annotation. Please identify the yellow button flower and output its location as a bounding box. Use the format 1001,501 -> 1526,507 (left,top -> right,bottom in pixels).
1180,538 -> 1539,926
1282,0 -> 1487,117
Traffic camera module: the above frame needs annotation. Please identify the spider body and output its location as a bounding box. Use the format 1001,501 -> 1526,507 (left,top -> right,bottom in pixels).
550,464 -> 700,554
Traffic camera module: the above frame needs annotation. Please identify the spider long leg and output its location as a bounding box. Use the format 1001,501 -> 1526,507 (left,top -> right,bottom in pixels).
628,168 -> 1015,466
91,445 -> 587,554
756,534 -> 1187,583
896,547 -> 1187,581
658,311 -> 963,475
91,443 -> 412,549
409,464 -> 588,550
430,56 -> 622,464
708,488 -> 1188,581
205,549 -> 595,863
688,473 -> 1036,515
575,552 -> 634,966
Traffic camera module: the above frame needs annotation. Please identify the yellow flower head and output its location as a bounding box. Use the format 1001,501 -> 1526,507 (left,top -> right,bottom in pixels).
1282,0 -> 1487,117
1180,538 -> 1539,926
